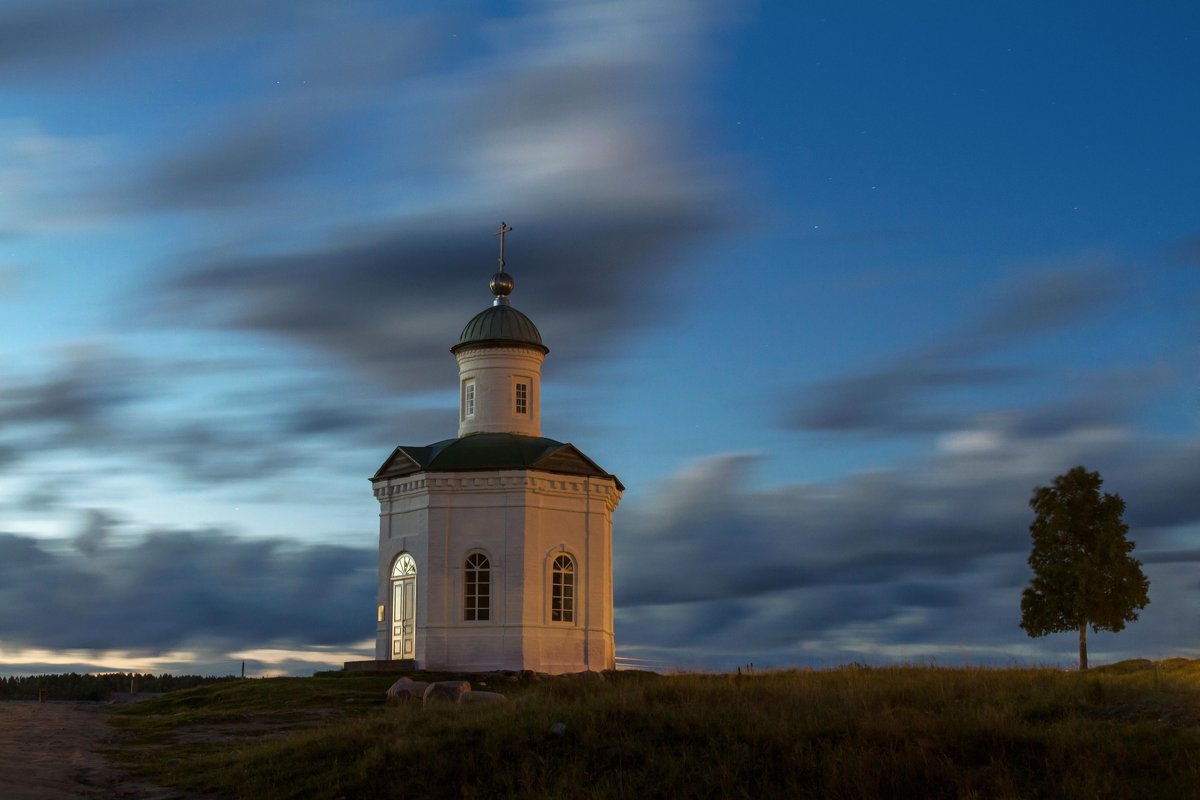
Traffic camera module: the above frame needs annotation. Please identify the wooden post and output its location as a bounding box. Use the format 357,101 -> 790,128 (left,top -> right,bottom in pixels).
38,688 -> 47,703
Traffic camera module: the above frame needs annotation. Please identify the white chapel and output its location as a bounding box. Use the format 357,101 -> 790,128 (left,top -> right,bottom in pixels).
369,224 -> 623,674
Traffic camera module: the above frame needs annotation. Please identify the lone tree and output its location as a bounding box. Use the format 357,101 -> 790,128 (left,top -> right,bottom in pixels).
1020,465 -> 1149,670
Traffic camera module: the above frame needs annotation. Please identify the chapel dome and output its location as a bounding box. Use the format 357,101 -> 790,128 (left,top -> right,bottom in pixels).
451,304 -> 548,354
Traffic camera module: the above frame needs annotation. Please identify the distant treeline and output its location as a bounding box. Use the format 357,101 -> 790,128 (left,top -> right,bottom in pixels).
0,672 -> 236,701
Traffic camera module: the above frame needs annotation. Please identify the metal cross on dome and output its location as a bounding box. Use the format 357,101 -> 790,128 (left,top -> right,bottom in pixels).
493,221 -> 512,271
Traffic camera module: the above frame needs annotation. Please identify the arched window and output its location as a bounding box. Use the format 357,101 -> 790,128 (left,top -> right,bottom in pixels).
551,554 -> 575,623
464,552 -> 490,621
392,552 -> 417,578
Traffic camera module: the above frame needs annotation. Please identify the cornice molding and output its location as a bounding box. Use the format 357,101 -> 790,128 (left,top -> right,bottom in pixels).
454,346 -> 546,365
374,469 -> 622,509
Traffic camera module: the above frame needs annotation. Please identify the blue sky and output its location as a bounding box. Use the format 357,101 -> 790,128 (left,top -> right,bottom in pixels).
1,0 -> 1198,676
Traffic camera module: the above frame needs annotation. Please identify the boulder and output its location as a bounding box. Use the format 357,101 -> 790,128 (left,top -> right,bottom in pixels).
461,690 -> 508,705
386,678 -> 431,705
385,676 -> 410,700
549,722 -> 568,737
423,680 -> 472,705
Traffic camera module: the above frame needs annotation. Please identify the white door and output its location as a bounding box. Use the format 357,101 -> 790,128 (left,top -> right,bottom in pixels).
391,553 -> 417,660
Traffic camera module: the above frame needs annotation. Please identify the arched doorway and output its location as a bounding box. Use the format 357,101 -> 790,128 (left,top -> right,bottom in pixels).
391,553 -> 417,660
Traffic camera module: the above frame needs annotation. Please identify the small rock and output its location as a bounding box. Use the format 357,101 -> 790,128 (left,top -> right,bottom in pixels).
461,690 -> 508,705
549,722 -> 568,736
386,679 -> 430,705
423,680 -> 472,705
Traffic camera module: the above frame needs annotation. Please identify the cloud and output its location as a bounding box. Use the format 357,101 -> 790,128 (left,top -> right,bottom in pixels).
1104,440 -> 1200,530
0,0 -> 289,77
1140,548 -> 1200,564
0,513 -> 374,652
788,267 -> 1147,437
0,344 -> 450,484
616,453 -> 1031,610
110,1 -> 736,392
614,427 -> 1200,667
0,346 -> 142,440
966,268 -> 1121,343
4,2 -> 741,410
109,16 -> 447,214
3,429 -> 1195,669
0,4 -> 452,230
788,363 -> 1152,440
126,118 -> 330,213
0,119 -> 119,233
788,360 -> 1023,434
15,485 -> 65,514
3,0 -> 739,250
0,1 -> 171,72
1165,234 -> 1200,268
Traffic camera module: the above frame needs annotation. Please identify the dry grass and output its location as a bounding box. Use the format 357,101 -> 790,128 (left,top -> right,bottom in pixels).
108,660 -> 1200,799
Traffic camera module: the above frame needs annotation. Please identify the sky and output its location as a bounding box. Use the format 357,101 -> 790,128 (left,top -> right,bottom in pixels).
1,0 -> 1198,676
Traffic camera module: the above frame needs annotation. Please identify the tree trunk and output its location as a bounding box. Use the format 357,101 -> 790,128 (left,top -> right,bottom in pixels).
1078,622 -> 1088,671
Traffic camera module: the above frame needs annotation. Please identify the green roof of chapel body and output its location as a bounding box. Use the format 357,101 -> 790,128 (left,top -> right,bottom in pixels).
451,304 -> 548,354
372,432 -> 623,490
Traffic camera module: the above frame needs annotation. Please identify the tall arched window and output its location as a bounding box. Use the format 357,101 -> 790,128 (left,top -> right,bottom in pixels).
464,552 -> 490,621
551,554 -> 575,623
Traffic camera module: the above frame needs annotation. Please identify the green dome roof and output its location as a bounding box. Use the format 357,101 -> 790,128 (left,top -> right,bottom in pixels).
451,304 -> 548,354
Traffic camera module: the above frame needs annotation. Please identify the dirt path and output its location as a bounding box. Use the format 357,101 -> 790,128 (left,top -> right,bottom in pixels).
0,702 -> 197,800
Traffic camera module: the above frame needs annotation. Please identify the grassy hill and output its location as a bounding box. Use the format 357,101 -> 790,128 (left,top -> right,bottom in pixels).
108,660 -> 1200,799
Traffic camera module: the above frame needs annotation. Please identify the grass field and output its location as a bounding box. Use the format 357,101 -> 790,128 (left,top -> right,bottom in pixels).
107,660 -> 1200,799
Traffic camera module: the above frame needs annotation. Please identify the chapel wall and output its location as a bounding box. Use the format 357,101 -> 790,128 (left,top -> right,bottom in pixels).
374,487 -> 432,662
373,469 -> 618,672
420,483 -> 528,670
518,474 -> 617,672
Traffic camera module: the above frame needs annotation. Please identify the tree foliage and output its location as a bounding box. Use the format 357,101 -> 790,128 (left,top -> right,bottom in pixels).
1020,466 -> 1149,670
0,672 -> 232,701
